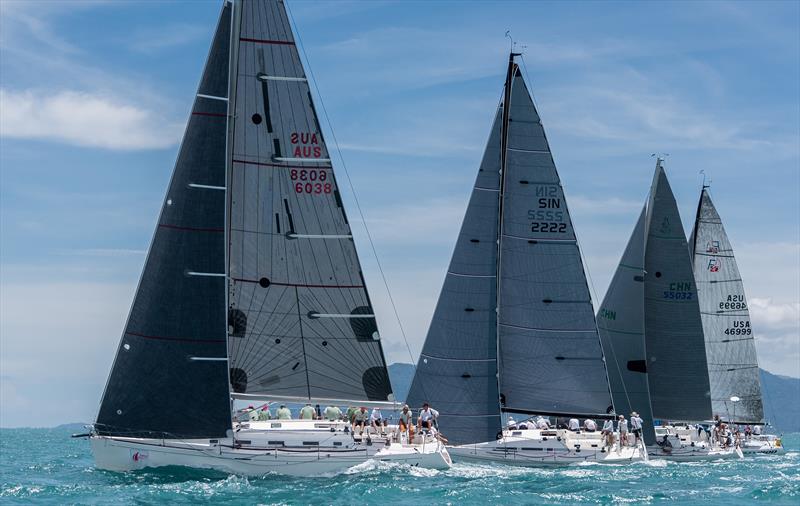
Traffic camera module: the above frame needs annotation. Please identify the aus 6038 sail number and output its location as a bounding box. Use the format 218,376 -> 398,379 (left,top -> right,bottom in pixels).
290,169 -> 332,194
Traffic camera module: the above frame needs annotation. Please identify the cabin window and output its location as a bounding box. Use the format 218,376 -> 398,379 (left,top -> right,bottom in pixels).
268,440 -> 284,446
303,441 -> 319,446
270,423 -> 282,428
251,113 -> 262,125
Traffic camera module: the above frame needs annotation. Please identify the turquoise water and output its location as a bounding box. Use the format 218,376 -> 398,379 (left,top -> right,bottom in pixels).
1,428 -> 798,505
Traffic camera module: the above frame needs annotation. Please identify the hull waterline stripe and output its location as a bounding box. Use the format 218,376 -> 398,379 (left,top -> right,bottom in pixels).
196,93 -> 228,101
232,277 -> 364,289
159,224 -> 224,233
126,331 -> 225,344
188,183 -> 226,190
240,37 -> 295,45
232,159 -> 332,170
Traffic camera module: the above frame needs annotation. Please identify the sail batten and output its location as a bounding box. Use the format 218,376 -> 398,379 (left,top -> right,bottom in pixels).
690,189 -> 763,423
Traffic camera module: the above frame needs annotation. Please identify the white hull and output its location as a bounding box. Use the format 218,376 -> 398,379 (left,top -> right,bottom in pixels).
741,435 -> 786,455
449,428 -> 643,466
647,444 -> 739,461
654,424 -> 782,459
91,420 -> 451,477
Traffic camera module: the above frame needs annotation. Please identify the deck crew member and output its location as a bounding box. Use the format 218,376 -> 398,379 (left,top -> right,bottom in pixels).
568,418 -> 580,432
602,418 -> 615,447
323,405 -> 342,421
398,405 -> 414,439
536,416 -> 550,430
583,418 -> 597,432
276,404 -> 292,420
346,405 -> 358,423
299,403 -> 316,420
630,412 -> 644,444
417,403 -> 439,430
617,415 -> 628,446
247,405 -> 258,421
507,417 -> 517,430
352,406 -> 369,434
369,407 -> 387,435
258,406 -> 271,421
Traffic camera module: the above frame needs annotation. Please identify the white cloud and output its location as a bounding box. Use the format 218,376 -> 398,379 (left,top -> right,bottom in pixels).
0,89 -> 183,150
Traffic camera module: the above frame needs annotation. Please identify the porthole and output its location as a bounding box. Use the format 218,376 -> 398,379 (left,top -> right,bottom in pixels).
252,113 -> 263,125
655,272 -> 662,278
275,338 -> 281,344
259,277 -> 270,288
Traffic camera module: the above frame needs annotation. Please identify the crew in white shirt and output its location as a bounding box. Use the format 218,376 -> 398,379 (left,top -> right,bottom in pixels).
417,403 -> 439,430
583,418 -> 597,432
568,418 -> 580,431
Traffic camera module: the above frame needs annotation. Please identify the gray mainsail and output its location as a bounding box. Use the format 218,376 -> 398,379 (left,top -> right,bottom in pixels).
96,2 -> 233,439
407,108 -> 503,445
644,161 -> 712,422
690,188 -> 763,423
597,207 -> 656,445
497,67 -> 612,418
409,55 -> 612,445
226,0 -> 392,403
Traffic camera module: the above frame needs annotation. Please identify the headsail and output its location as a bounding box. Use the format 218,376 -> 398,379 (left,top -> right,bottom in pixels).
644,162 -> 712,422
597,207 -> 656,445
497,67 -> 612,418
690,188 -> 763,423
96,3 -> 233,439
406,108 -> 503,445
409,55 -> 613,445
225,0 -> 393,403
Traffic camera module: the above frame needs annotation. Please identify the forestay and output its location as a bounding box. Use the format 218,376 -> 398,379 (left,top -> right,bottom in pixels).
497,69 -> 612,418
226,0 -> 393,402
644,162 -> 711,422
407,108 -> 503,446
690,189 -> 763,423
96,3 -> 233,439
597,207 -> 657,445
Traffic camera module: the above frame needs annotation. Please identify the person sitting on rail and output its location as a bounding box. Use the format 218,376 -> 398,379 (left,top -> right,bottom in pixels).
257,406 -> 271,421
323,404 -> 342,421
369,407 -> 387,436
276,404 -> 292,420
536,416 -> 550,430
583,418 -> 597,432
568,418 -> 581,432
398,404 -> 414,440
352,406 -> 369,435
299,403 -> 315,420
417,403 -> 439,431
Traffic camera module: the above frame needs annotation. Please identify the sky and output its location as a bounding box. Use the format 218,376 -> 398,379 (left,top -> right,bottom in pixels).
0,0 -> 798,428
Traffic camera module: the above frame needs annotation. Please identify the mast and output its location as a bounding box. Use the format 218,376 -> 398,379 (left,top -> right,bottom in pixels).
495,52 -> 520,414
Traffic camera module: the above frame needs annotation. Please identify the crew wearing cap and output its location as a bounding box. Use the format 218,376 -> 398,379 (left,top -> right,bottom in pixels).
352,406 -> 369,435
617,415 -> 628,446
630,412 -> 644,444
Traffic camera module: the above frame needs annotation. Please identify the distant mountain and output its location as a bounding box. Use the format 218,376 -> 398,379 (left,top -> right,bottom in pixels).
388,363 -> 800,433
761,369 -> 800,433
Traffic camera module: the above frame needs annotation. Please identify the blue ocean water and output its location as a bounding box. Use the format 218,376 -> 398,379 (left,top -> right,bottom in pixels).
1,428 -> 797,505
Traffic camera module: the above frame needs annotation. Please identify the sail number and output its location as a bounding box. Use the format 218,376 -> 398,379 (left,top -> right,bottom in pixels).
291,169 -> 332,194
719,294 -> 747,310
724,320 -> 751,335
663,281 -> 692,300
528,186 -> 567,233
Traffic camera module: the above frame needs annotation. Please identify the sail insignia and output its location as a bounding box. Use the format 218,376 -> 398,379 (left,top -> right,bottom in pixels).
690,189 -> 764,423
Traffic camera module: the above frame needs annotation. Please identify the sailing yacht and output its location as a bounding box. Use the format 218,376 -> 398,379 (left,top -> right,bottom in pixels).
598,158 -> 738,461
686,186 -> 784,456
406,53 -> 642,466
88,0 -> 450,476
